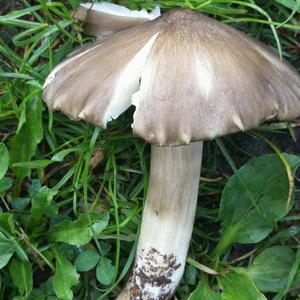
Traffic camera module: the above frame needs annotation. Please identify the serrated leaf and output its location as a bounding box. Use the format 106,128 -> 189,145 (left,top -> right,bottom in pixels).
96,257 -> 114,285
30,186 -> 58,226
0,143 -> 9,180
219,154 -> 300,247
53,248 -> 79,300
9,258 -> 33,296
218,269 -> 267,300
74,250 -> 100,272
48,215 -> 92,246
188,280 -> 221,300
248,246 -> 294,292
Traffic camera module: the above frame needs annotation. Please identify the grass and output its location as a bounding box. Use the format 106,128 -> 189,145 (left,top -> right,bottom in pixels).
0,0 -> 300,299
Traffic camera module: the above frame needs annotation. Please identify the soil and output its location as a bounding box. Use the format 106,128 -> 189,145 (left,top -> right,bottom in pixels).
213,128 -> 300,177
0,0 -> 23,15
0,0 -> 24,51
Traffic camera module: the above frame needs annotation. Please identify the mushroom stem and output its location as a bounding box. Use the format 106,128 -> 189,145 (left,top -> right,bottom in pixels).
118,141 -> 203,299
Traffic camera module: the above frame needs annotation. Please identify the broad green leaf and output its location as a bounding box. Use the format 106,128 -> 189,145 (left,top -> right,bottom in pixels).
14,242 -> 29,262
29,179 -> 41,197
274,0 -> 300,12
248,246 -> 295,292
96,257 -> 114,285
9,259 -> 33,296
0,253 -> 13,269
0,143 -> 9,179
0,232 -> 15,254
53,249 -> 79,300
48,215 -> 92,246
9,94 -> 43,187
274,247 -> 300,300
185,265 -> 197,286
0,231 -> 29,262
188,280 -> 221,300
11,197 -> 30,211
16,107 -> 26,134
0,177 -> 13,193
292,251 -> 300,287
13,159 -> 55,169
30,187 -> 58,226
74,250 -> 100,272
92,213 -> 110,235
31,276 -> 57,299
218,154 -> 300,248
0,212 -> 15,234
218,269 -> 267,300
0,238 -> 28,265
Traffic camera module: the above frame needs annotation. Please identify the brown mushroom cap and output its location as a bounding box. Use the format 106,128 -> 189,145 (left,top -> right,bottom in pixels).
43,9 -> 300,146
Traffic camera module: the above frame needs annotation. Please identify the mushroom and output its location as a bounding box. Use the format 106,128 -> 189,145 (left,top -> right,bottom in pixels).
74,2 -> 160,39
43,7 -> 300,300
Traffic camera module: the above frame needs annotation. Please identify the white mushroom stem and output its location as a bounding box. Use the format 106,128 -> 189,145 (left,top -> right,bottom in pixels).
118,141 -> 203,300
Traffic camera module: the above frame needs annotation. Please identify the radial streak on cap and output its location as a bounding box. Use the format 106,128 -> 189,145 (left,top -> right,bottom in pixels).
43,43 -> 103,89
103,32 -> 159,124
43,21 -> 162,128
131,10 -> 300,146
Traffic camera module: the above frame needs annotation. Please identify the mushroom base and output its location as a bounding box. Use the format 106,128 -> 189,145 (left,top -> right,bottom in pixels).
118,142 -> 203,300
